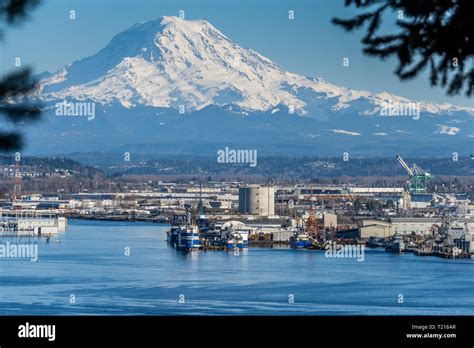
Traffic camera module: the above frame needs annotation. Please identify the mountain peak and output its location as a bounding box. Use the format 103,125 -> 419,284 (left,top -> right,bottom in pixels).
37,17 -> 474,116
160,15 -> 211,28
28,17 -> 474,156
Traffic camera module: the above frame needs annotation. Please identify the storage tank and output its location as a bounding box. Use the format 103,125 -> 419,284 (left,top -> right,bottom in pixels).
238,185 -> 275,216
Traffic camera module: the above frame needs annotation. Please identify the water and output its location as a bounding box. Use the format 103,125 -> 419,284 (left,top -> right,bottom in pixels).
1,219 -> 473,315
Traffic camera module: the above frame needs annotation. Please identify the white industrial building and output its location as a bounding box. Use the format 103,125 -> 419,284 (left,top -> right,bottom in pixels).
0,210 -> 67,235
348,187 -> 404,194
456,231 -> 474,254
390,217 -> 441,236
17,216 -> 67,234
360,218 -> 474,240
360,220 -> 393,239
323,213 -> 337,228
447,222 -> 470,244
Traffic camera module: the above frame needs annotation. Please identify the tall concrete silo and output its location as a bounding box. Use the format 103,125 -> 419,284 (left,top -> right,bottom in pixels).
238,185 -> 275,216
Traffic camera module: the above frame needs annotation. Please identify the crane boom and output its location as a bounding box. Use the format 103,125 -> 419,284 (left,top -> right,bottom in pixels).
395,155 -> 413,177
412,163 -> 431,177
395,155 -> 434,193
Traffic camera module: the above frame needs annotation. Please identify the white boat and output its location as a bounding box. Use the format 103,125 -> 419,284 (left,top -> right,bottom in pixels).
221,221 -> 251,249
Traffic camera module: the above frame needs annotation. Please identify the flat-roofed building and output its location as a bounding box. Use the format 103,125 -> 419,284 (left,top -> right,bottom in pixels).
409,194 -> 433,209
456,231 -> 474,254
390,217 -> 440,235
360,220 -> 392,239
323,213 -> 337,228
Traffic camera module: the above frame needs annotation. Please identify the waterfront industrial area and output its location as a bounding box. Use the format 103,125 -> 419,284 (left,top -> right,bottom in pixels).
1,154 -> 473,259
1,1 -> 473,343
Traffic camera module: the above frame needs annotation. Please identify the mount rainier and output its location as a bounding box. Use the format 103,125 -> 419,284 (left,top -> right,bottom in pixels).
27,16 -> 473,156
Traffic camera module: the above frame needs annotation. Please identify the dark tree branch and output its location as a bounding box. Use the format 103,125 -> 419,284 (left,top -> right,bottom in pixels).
0,0 -> 40,24
0,132 -> 22,150
0,0 -> 42,151
332,0 -> 474,96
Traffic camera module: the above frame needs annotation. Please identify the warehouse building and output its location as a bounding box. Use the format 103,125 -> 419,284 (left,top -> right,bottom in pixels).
390,217 -> 441,236
360,220 -> 392,239
323,213 -> 337,228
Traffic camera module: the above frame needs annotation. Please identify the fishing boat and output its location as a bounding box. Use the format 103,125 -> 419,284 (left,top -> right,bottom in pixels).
167,214 -> 189,246
385,236 -> 405,253
166,225 -> 180,245
230,226 -> 250,248
290,230 -> 312,248
366,236 -> 386,248
225,232 -> 243,249
176,225 -> 202,251
221,221 -> 251,249
196,214 -> 210,233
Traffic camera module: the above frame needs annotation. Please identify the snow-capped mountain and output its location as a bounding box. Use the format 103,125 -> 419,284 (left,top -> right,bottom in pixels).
29,16 -> 473,156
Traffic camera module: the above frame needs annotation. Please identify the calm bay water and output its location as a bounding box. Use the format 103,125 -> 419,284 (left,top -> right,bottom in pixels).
1,219 -> 473,315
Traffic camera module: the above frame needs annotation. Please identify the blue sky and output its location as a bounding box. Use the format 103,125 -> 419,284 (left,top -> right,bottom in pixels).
1,0 -> 472,107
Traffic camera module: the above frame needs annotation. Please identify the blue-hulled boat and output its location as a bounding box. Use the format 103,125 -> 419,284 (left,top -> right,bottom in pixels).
176,225 -> 202,251
225,232 -> 244,249
290,231 -> 312,248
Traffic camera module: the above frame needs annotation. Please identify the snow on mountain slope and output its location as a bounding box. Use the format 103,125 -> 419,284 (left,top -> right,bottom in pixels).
37,16 -> 474,117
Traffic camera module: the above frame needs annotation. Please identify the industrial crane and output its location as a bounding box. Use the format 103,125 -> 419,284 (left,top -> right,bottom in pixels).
306,188 -> 318,240
395,155 -> 434,193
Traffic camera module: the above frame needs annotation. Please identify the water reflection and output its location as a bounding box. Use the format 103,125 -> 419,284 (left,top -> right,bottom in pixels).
0,232 -> 63,244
